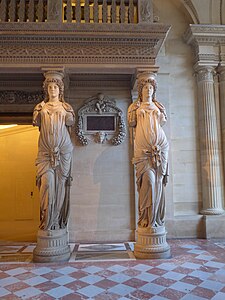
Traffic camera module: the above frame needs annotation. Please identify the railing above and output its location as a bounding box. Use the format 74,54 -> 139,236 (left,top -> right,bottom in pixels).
63,0 -> 138,24
0,0 -> 153,24
0,0 -> 47,22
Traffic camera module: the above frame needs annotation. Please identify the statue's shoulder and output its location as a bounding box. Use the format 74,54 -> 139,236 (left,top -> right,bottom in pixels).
62,102 -> 74,114
154,100 -> 166,112
34,101 -> 45,111
128,100 -> 140,112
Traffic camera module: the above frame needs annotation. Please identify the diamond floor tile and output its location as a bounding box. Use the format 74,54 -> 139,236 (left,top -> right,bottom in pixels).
0,239 -> 225,299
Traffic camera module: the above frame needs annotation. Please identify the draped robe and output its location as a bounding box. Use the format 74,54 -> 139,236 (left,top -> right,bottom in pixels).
33,101 -> 75,230
128,101 -> 169,228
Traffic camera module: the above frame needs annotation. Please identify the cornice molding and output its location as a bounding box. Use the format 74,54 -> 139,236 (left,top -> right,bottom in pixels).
184,24 -> 225,65
0,23 -> 171,67
184,24 -> 225,45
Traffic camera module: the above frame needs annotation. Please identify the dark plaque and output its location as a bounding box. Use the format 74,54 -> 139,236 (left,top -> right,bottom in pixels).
87,116 -> 115,131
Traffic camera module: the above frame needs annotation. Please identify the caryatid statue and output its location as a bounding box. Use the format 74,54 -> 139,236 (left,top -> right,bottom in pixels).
33,71 -> 75,231
128,72 -> 170,258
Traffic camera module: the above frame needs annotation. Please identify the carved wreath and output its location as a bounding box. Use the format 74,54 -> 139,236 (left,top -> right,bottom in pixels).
76,93 -> 126,146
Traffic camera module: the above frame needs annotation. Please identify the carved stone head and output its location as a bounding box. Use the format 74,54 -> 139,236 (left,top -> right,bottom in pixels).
137,72 -> 157,102
43,71 -> 64,102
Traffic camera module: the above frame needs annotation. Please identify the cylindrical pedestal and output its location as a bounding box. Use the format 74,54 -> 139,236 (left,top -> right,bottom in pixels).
134,226 -> 171,259
33,228 -> 71,263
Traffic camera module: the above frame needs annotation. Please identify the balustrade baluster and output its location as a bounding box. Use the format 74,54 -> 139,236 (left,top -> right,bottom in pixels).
128,0 -> 134,23
28,0 -> 35,22
111,0 -> 116,23
37,0 -> 44,21
125,0 -> 129,23
102,0 -> 107,23
75,0 -> 81,23
84,0 -> 90,22
120,0 -> 125,23
93,0 -> 98,23
18,0 -> 25,22
107,1 -> 111,23
0,0 -> 8,22
9,0 -> 16,22
66,0 -> 72,22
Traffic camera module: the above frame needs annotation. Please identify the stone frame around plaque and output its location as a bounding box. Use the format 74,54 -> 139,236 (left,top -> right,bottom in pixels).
76,93 -> 126,146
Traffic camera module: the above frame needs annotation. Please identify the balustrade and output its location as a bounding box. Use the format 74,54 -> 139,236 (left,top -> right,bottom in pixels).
0,0 -> 150,24
63,0 -> 138,23
0,0 -> 47,22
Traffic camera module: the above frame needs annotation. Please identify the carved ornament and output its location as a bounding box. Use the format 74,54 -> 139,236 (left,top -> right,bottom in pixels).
0,23 -> 170,66
76,93 -> 126,146
0,90 -> 44,104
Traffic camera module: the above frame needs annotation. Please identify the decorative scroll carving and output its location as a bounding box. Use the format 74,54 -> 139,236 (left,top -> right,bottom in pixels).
139,0 -> 153,23
76,93 -> 126,146
48,0 -> 61,21
0,90 -> 44,104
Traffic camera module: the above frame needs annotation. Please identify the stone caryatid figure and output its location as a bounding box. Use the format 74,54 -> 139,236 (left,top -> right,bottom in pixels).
128,72 -> 170,258
33,71 -> 75,231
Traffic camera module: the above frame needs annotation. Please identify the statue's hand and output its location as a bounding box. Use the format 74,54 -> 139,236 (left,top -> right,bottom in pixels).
163,174 -> 168,186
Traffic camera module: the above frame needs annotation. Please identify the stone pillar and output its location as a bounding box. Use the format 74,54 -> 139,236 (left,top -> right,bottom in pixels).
219,66 -> 225,171
196,66 -> 224,215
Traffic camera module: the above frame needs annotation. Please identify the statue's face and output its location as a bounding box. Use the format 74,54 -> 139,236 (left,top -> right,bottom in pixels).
142,82 -> 154,102
48,82 -> 60,100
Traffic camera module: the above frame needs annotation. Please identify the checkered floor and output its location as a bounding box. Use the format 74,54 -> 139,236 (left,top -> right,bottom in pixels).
1,239 -> 225,299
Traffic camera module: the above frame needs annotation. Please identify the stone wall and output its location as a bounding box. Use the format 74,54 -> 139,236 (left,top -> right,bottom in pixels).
68,85 -> 135,242
153,0 -> 204,237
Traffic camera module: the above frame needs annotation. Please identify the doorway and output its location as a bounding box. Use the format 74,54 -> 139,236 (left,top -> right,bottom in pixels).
0,125 -> 39,242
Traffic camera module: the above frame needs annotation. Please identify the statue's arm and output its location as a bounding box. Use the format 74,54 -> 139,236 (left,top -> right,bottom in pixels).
63,103 -> 75,126
160,111 -> 167,126
33,101 -> 45,127
65,111 -> 75,126
154,100 -> 167,126
128,101 -> 140,127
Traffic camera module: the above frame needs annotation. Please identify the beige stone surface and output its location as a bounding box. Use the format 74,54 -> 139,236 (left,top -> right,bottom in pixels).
1,0 -> 225,243
68,87 -> 135,242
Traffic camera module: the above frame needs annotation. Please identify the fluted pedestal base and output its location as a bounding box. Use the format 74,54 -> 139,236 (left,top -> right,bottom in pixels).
33,229 -> 71,263
201,208 -> 224,215
134,226 -> 171,259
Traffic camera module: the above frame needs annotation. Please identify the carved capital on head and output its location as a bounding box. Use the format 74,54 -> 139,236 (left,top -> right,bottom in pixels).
194,66 -> 216,82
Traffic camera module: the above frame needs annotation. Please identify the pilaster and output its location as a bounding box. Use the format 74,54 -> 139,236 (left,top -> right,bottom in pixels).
219,65 -> 225,205
184,25 -> 225,223
195,66 -> 224,215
